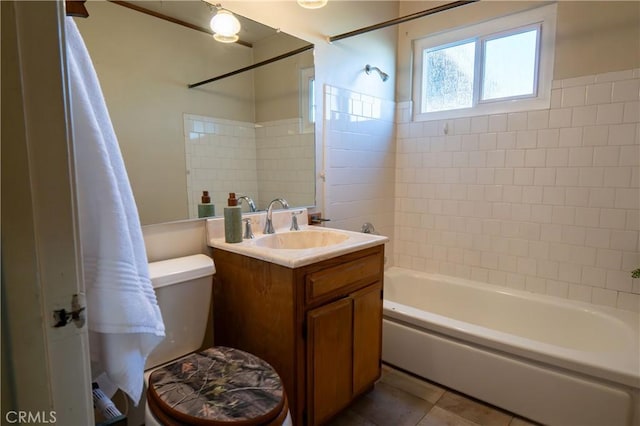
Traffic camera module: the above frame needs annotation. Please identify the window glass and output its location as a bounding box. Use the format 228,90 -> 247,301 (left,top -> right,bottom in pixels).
423,40 -> 476,113
482,28 -> 538,101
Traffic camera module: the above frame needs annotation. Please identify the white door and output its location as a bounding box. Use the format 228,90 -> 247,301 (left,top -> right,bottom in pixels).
2,1 -> 93,424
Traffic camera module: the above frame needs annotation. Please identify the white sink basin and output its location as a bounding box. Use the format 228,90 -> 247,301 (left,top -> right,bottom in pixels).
254,230 -> 349,249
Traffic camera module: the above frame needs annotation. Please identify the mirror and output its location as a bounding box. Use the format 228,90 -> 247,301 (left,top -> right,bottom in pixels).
75,1 -> 316,225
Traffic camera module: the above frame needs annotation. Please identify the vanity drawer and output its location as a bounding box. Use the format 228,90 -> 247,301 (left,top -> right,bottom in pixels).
305,253 -> 382,304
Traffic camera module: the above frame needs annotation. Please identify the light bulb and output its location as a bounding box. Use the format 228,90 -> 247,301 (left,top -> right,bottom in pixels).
209,9 -> 241,42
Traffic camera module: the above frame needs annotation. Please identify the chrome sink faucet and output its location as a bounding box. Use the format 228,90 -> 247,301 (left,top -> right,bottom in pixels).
263,198 -> 289,234
237,195 -> 257,212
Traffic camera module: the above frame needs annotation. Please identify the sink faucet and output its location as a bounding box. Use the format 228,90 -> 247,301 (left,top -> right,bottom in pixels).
237,195 -> 257,212
264,198 -> 289,234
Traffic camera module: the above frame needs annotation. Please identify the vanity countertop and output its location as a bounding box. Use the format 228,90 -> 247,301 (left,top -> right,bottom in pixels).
206,210 -> 388,268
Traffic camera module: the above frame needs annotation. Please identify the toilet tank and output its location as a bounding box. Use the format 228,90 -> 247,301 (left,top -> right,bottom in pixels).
145,254 -> 215,370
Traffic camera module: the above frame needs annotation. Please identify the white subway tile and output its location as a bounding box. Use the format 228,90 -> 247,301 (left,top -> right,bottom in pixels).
596,103 -> 624,125
522,186 -> 543,203
549,242 -> 572,262
552,206 -> 575,224
600,208 -> 627,229
477,168 -> 495,185
556,168 -> 580,186
585,228 -> 611,249
528,110 -> 549,129
517,257 -> 537,275
610,230 -> 639,251
606,269 -> 632,292
623,101 -> 639,123
582,125 -> 609,146
552,80 -> 562,90
581,266 -> 607,287
461,134 -> 479,151
615,188 -> 640,209
508,112 -> 528,131
558,263 -> 582,284
494,169 -> 514,185
471,116 -> 489,133
561,86 -> 586,107
579,167 -> 604,187
546,280 -> 569,298
423,120 -> 440,137
496,132 -> 516,149
537,129 -> 560,148
478,133 -> 498,150
541,223 -> 564,242
596,69 -> 634,83
586,82 -> 612,105
562,75 -> 595,87
626,210 -> 640,231
454,117 -> 471,135
550,89 -> 562,109
514,168 -> 534,186
597,248 -> 623,270
558,127 -> 583,147
534,168 -> 557,185
593,146 -> 620,166
505,150 -> 525,167
617,292 -> 640,312
526,276 -> 547,294
488,114 -> 508,132
568,284 -> 592,303
516,130 -> 538,149
565,187 -> 590,207
531,204 -> 553,223
608,123 -> 636,145
569,147 -> 594,168
498,255 -> 518,273
537,259 -> 559,279
622,251 -> 640,272
575,207 -> 601,227
619,145 -> 639,166
589,187 -> 616,207
529,240 -> 549,259
545,149 -> 568,167
561,225 -> 585,245
511,203 -> 531,221
468,151 -> 487,167
525,149 -> 547,167
572,106 -> 598,127
592,287 -> 618,308
611,79 -> 640,102
549,108 -> 573,128
543,187 -> 566,205
486,150 -> 506,167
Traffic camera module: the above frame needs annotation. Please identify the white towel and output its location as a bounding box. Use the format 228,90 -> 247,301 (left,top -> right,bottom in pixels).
65,17 -> 165,404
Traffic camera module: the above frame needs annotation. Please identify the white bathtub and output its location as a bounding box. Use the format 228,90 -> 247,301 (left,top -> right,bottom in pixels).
382,267 -> 640,426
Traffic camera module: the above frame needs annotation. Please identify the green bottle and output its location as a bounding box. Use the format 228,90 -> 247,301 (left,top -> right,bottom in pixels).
224,193 -> 242,243
198,191 -> 215,218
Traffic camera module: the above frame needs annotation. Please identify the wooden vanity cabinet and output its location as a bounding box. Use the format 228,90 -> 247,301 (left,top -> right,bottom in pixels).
212,244 -> 384,426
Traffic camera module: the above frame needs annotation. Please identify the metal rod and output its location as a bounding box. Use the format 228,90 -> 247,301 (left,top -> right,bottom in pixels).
328,0 -> 477,43
188,44 -> 314,88
109,0 -> 252,48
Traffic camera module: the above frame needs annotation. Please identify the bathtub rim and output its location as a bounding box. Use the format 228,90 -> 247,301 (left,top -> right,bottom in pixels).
382,266 -> 640,389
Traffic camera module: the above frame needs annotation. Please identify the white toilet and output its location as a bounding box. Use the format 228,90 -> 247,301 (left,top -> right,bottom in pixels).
145,254 -> 291,426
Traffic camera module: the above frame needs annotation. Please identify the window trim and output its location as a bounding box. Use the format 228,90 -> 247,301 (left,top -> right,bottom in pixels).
412,3 -> 557,122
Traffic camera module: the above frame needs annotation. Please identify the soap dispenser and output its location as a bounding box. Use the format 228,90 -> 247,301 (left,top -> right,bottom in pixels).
224,192 -> 243,243
198,190 -> 215,218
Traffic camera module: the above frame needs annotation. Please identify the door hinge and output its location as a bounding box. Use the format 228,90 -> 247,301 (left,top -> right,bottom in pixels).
53,294 -> 86,328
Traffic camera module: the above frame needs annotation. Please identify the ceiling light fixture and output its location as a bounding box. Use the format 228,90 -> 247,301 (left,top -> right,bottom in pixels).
209,6 -> 241,43
297,0 -> 328,9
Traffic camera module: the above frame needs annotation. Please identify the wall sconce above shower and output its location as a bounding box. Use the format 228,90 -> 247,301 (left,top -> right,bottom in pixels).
365,64 -> 389,82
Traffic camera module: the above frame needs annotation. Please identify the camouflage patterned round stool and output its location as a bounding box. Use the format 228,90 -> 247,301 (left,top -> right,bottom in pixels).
147,346 -> 290,425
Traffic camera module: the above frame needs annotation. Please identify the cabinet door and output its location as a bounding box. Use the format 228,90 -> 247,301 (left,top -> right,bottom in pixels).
307,298 -> 353,426
352,282 -> 383,396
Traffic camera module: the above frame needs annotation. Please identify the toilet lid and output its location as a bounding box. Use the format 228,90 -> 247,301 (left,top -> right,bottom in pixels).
148,346 -> 285,426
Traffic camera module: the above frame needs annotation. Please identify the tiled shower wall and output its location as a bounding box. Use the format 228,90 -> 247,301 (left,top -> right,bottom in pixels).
394,69 -> 640,312
184,114 -> 313,216
185,114 -> 258,218
324,85 -> 396,245
255,118 -> 315,209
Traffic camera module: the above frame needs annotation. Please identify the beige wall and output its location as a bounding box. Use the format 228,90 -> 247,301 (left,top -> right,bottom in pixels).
76,1 -> 256,224
396,1 -> 640,101
254,33 -> 314,122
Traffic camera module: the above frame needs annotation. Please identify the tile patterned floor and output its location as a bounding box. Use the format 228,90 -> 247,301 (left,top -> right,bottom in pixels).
327,364 -> 539,426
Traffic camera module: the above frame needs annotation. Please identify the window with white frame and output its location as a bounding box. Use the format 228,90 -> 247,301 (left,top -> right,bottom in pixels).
413,4 -> 556,121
